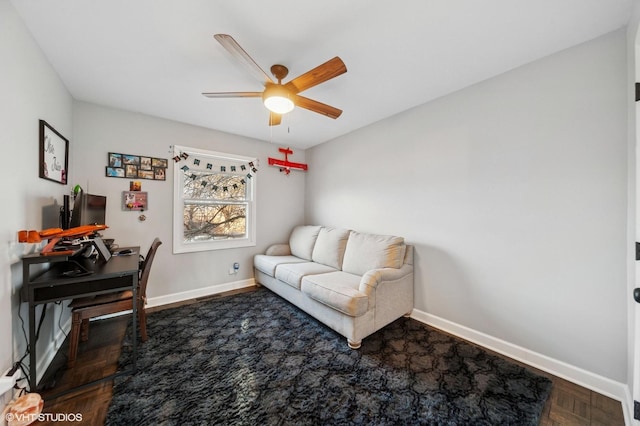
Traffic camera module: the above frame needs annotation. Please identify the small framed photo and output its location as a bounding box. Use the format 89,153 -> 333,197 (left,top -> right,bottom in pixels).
39,120 -> 69,184
153,167 -> 166,181
130,181 -> 142,191
108,152 -> 122,168
140,156 -> 152,170
125,164 -> 138,178
138,169 -> 154,180
123,154 -> 140,166
106,167 -> 125,178
152,158 -> 168,168
123,191 -> 148,211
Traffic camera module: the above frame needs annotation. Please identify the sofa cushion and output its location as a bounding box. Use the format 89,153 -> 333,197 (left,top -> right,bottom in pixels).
275,262 -> 338,290
311,227 -> 350,269
254,255 -> 307,277
265,244 -> 291,256
289,225 -> 322,261
301,271 -> 368,317
342,232 -> 406,276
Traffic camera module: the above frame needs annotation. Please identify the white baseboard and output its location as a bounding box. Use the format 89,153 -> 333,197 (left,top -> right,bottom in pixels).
410,309 -> 633,425
146,278 -> 255,309
43,286 -> 636,422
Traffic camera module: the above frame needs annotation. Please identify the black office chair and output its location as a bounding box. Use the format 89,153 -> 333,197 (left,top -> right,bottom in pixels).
67,238 -> 162,368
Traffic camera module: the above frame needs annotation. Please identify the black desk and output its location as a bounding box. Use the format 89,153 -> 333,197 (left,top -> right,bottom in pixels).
21,248 -> 140,393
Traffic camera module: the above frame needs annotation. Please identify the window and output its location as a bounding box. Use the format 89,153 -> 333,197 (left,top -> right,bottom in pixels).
173,145 -> 257,253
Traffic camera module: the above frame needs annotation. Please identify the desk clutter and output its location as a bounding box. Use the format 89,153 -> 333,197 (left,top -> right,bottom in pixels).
16,224 -> 109,256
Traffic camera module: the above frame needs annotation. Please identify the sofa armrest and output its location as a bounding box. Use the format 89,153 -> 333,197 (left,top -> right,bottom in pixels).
265,244 -> 291,256
359,264 -> 414,321
359,264 -> 413,293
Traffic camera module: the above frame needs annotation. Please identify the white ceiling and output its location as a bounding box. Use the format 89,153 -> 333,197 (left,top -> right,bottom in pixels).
10,1 -> 632,149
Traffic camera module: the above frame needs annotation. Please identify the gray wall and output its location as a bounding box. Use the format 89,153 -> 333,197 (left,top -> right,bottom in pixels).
72,102 -> 306,301
306,29 -> 629,382
629,2 -> 640,409
1,0 -> 306,386
0,0 -> 73,383
1,0 -> 632,398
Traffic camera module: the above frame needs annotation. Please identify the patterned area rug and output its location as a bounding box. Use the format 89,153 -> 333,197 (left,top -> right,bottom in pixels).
107,288 -> 552,425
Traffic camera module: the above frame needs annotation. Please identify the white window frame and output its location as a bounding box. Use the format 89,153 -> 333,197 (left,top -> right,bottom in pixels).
172,145 -> 257,253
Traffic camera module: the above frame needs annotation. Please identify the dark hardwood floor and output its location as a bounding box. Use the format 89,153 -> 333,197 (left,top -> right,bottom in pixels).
30,287 -> 625,425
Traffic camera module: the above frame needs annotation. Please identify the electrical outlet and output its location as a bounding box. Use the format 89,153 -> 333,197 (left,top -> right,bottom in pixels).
0,365 -> 21,395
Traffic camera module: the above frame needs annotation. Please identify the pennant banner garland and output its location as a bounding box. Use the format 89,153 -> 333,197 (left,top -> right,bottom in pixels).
174,150 -> 258,192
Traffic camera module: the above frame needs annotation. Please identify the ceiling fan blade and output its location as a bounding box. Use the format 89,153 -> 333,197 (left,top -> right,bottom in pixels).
202,92 -> 262,98
284,57 -> 347,94
214,34 -> 274,84
294,95 -> 342,119
269,112 -> 282,126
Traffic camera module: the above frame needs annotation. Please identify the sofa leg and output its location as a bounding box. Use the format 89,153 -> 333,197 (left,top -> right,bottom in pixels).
347,339 -> 361,349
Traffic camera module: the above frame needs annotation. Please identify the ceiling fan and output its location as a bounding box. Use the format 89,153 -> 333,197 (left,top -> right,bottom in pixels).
202,34 -> 347,126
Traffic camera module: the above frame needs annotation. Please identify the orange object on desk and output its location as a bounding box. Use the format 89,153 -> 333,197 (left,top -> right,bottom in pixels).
17,224 -> 109,256
41,250 -> 75,256
17,230 -> 42,243
27,230 -> 41,243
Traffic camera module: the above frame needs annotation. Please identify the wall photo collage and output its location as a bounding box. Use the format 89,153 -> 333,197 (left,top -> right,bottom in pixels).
106,152 -> 167,181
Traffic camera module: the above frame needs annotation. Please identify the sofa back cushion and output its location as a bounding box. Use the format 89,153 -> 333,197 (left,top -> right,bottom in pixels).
289,225 -> 322,260
311,227 -> 350,269
342,231 -> 406,276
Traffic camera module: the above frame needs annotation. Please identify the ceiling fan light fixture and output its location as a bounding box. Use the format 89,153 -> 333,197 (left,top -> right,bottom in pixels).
263,85 -> 294,114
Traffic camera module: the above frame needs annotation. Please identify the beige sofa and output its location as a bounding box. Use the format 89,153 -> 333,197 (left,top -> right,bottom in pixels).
253,225 -> 414,349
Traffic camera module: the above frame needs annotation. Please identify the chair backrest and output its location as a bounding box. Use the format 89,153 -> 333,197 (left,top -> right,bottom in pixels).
139,237 -> 162,301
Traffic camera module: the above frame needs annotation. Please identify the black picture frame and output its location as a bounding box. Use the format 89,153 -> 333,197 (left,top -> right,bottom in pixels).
108,152 -> 122,168
39,120 -> 69,184
106,153 -> 167,180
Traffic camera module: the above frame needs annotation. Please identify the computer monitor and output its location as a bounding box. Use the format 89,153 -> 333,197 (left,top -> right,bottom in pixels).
69,190 -> 107,228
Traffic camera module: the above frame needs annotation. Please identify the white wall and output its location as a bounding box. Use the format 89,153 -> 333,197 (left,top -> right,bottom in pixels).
630,0 -> 640,417
0,0 -> 305,390
0,0 -> 73,386
72,102 -> 306,301
306,29 -> 628,382
0,0 -> 631,406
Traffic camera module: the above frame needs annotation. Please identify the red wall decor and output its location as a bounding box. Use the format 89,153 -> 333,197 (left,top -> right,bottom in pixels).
268,147 -> 308,175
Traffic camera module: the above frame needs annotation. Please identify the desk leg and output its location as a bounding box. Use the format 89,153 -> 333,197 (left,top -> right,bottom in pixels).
28,301 -> 37,392
132,276 -> 137,372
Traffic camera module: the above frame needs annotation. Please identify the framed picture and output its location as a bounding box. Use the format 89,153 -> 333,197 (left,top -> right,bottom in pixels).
140,156 -> 152,170
123,154 -> 140,166
152,158 -> 168,168
108,152 -> 122,168
106,167 -> 125,177
153,167 -> 166,180
107,153 -> 167,180
123,191 -> 148,211
138,170 -> 154,180
125,164 -> 138,178
39,120 -> 69,184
